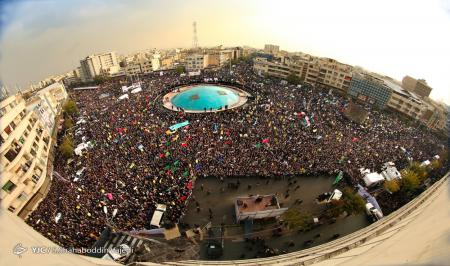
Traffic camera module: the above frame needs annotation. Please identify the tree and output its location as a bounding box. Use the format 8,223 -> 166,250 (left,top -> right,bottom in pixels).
93,74 -> 110,85
384,179 -> 400,193
408,162 -> 427,182
341,187 -> 366,215
286,74 -> 301,85
175,65 -> 186,74
63,118 -> 74,130
63,100 -> 78,116
59,136 -> 74,158
282,209 -> 314,231
400,169 -> 420,192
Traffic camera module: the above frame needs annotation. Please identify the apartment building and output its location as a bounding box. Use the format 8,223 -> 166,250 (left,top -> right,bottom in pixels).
315,58 -> 353,93
1,95 -> 51,216
264,44 -> 280,55
79,52 -> 120,82
186,53 -> 205,72
125,59 -> 154,76
385,79 -> 424,120
421,99 -> 448,131
0,83 -> 67,218
253,56 -> 352,93
402,75 -> 432,98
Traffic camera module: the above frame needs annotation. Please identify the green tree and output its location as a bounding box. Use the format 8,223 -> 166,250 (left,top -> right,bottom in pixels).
175,65 -> 186,74
59,136 -> 74,158
384,179 -> 400,193
93,74 -> 110,85
63,100 -> 78,116
286,74 -> 301,85
282,209 -> 314,231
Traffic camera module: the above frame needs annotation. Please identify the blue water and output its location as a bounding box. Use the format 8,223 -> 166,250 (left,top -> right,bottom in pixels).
171,85 -> 240,111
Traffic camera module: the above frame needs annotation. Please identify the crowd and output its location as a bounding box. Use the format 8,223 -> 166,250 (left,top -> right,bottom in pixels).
26,61 -> 446,250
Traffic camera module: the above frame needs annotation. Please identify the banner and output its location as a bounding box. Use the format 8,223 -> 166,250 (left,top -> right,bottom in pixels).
169,121 -> 190,131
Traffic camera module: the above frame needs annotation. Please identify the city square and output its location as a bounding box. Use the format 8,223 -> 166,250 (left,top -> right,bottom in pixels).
1,1 -> 450,265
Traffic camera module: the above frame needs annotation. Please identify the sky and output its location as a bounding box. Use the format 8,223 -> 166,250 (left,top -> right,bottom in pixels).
0,0 -> 449,104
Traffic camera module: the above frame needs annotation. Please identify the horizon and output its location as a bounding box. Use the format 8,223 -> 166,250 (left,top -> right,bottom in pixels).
1,0 -> 450,104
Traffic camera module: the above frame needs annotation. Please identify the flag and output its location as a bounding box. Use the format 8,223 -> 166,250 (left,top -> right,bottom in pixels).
333,171 -> 343,185
304,116 -> 311,127
186,180 -> 193,190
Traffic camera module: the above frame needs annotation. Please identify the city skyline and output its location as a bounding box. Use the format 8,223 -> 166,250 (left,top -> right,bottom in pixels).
1,0 -> 450,104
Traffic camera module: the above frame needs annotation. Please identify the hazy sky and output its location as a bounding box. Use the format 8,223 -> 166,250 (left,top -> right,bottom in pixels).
1,0 -> 449,104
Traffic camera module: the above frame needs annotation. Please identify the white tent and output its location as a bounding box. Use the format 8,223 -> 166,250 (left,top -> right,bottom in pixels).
121,86 -> 129,92
118,94 -> 129,100
150,204 -> 167,228
74,142 -> 89,156
131,86 -> 142,94
363,172 -> 385,187
328,189 -> 343,201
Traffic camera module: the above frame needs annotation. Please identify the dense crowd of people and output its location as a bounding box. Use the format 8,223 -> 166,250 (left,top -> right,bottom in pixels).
26,61 -> 446,250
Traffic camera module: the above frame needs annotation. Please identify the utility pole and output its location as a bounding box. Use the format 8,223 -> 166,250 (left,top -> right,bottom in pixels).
192,21 -> 198,49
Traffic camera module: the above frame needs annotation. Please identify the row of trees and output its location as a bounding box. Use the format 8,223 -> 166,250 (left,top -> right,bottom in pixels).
283,187 -> 366,231
58,99 -> 79,158
384,159 -> 443,195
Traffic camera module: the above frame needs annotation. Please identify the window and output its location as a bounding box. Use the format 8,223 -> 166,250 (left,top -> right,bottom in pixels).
4,125 -> 12,135
2,181 -> 17,193
32,174 -> 40,184
17,192 -> 28,201
5,148 -> 19,162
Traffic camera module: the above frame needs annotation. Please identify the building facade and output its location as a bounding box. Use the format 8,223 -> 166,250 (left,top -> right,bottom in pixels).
385,79 -> 424,120
348,73 -> 393,108
79,52 -> 120,82
0,83 -> 67,217
264,44 -> 280,55
253,56 -> 352,93
402,75 -> 432,98
1,95 -> 51,216
186,53 -> 205,72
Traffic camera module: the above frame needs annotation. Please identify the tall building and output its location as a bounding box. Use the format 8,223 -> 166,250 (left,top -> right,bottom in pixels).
402,75 -> 432,98
0,83 -> 67,218
264,44 -> 280,55
348,73 -> 393,107
79,52 -> 119,82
